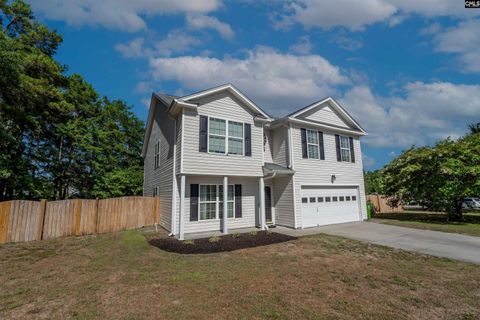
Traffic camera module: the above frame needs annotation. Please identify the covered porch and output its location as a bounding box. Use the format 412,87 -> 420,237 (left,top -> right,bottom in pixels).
174,164 -> 294,240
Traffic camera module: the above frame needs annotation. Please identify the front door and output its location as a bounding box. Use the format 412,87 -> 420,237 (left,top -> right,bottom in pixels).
265,186 -> 272,223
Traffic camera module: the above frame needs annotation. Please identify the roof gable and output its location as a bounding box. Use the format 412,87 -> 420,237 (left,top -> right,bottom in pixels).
181,84 -> 272,119
289,97 -> 366,134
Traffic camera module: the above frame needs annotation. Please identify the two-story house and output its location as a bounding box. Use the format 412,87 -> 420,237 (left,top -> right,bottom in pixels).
142,84 -> 367,240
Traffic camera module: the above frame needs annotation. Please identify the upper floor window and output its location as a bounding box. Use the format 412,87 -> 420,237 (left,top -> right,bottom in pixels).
306,129 -> 319,159
339,135 -> 351,162
154,140 -> 160,169
208,117 -> 244,155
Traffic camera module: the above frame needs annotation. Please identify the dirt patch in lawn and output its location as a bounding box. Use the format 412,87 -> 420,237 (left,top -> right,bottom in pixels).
148,231 -> 297,254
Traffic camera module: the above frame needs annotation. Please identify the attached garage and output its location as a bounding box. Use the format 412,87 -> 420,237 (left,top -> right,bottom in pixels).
301,186 -> 361,228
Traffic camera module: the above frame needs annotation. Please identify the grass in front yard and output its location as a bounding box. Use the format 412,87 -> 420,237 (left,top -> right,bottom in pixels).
0,229 -> 479,319
374,212 -> 480,237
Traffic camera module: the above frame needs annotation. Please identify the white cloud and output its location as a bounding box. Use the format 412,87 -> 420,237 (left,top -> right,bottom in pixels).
286,0 -> 397,31
433,19 -> 480,73
115,30 -> 202,58
30,0 -> 222,32
341,82 -> 480,148
148,46 -> 349,115
289,35 -> 314,55
115,38 -> 146,58
186,14 -> 234,39
281,0 -> 480,31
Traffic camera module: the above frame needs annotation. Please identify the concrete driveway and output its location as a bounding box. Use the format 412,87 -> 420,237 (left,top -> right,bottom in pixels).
276,221 -> 480,264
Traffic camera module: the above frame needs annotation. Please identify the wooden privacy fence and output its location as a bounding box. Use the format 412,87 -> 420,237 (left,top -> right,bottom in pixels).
367,194 -> 403,213
0,196 -> 160,244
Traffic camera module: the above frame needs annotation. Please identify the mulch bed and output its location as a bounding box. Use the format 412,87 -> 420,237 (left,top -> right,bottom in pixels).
148,231 -> 297,254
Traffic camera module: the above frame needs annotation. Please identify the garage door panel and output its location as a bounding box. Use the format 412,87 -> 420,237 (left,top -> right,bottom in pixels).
301,186 -> 360,228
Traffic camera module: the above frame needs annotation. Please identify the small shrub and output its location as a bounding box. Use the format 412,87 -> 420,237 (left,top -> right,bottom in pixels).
231,232 -> 240,238
249,230 -> 257,236
208,236 -> 221,243
183,240 -> 195,245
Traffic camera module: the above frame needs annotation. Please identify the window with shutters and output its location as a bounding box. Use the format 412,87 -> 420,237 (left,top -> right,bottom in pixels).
339,135 -> 351,162
306,129 -> 319,159
154,140 -> 160,169
208,117 -> 245,156
199,184 -> 236,220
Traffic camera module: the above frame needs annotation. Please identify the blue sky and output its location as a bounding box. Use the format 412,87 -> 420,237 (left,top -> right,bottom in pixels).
29,0 -> 480,170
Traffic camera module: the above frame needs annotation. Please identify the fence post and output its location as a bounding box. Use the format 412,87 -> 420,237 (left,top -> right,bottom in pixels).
37,199 -> 47,241
74,199 -> 82,236
94,198 -> 100,234
0,201 -> 12,244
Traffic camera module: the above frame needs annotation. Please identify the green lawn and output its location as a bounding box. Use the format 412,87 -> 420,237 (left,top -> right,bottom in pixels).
373,211 -> 480,237
1,229 -> 480,319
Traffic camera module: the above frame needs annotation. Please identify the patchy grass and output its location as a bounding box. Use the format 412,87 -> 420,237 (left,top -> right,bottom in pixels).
374,212 -> 480,237
0,229 -> 479,319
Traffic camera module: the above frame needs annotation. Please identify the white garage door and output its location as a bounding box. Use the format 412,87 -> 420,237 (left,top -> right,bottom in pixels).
301,186 -> 360,228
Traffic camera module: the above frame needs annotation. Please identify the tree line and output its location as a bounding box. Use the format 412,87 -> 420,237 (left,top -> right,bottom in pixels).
365,124 -> 480,220
0,1 -> 144,201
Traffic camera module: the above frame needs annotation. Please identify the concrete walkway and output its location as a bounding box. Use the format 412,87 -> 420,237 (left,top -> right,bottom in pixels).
275,222 -> 480,264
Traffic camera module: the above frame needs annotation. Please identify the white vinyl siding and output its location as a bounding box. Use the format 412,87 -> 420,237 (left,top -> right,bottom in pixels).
181,91 -> 263,176
143,100 -> 175,231
273,176 -> 295,228
291,124 -> 367,226
263,129 -> 273,163
271,126 -> 288,167
300,105 -> 352,129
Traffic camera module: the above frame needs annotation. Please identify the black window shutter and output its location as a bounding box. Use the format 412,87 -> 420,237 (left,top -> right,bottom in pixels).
244,124 -> 251,156
349,137 -> 355,163
235,184 -> 242,218
301,128 -> 307,158
335,134 -> 341,162
190,184 -> 199,221
318,131 -> 325,160
199,116 -> 208,152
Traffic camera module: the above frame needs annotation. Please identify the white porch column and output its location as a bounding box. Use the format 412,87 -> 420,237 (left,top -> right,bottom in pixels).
222,176 -> 228,234
179,175 -> 185,240
259,177 -> 266,230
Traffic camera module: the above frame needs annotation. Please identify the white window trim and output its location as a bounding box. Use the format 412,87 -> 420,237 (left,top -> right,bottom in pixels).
154,140 -> 160,169
306,129 -> 320,160
207,116 -> 245,156
198,184 -> 236,221
339,135 -> 351,162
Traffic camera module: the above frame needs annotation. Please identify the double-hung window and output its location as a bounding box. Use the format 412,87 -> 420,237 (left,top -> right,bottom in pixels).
208,117 -> 244,155
199,184 -> 235,220
339,135 -> 351,162
208,118 -> 226,154
199,185 -> 217,220
228,121 -> 243,155
306,129 -> 319,159
154,140 -> 160,169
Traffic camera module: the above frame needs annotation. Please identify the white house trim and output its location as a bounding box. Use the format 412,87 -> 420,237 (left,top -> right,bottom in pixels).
289,97 -> 366,134
181,84 -> 272,120
288,117 -> 367,136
